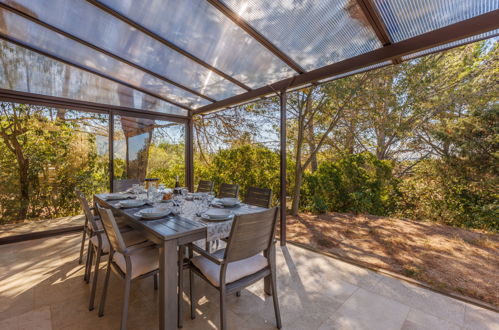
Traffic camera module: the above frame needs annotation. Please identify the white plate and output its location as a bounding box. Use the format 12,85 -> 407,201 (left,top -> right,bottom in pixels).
136,208 -> 171,219
200,212 -> 234,222
219,198 -> 240,207
204,209 -> 233,220
118,200 -> 146,208
103,193 -> 129,200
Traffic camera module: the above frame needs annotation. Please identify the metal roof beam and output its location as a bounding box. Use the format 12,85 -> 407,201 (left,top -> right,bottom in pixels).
194,10 -> 499,115
206,0 -> 306,74
86,0 -> 252,91
0,89 -> 189,122
0,3 -> 215,104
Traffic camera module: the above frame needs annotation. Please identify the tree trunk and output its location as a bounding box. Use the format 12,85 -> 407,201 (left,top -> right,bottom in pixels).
307,117 -> 318,172
17,158 -> 30,220
291,166 -> 303,216
291,98 -> 305,216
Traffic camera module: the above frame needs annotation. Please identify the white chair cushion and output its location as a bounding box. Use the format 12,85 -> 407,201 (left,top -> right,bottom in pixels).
90,230 -> 147,254
113,245 -> 159,279
191,253 -> 268,287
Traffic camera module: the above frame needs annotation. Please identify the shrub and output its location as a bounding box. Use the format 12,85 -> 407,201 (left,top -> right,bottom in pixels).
300,152 -> 398,215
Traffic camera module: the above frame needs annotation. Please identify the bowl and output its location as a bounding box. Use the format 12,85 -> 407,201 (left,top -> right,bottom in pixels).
219,198 -> 240,207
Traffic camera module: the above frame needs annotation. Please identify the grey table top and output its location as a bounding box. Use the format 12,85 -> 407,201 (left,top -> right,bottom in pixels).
94,194 -> 267,242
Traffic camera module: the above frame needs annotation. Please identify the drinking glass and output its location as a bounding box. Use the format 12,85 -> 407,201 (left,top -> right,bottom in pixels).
132,184 -> 140,195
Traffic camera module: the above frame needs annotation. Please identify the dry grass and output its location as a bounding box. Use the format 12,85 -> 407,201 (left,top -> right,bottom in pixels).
286,212 -> 499,307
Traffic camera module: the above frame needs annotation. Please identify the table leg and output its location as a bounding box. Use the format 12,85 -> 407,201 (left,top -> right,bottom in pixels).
264,244 -> 276,296
159,240 -> 178,330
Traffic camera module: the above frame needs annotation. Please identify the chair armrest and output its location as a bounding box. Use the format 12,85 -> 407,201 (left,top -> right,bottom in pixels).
123,242 -> 156,256
190,244 -> 224,265
93,229 -> 104,235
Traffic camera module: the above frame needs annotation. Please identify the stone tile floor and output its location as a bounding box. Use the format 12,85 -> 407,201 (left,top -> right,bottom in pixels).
0,233 -> 497,330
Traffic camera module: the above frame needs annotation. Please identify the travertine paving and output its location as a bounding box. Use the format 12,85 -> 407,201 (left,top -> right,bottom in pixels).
0,233 -> 497,330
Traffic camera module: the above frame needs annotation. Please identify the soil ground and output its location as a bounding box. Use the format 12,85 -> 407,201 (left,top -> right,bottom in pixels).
286,212 -> 499,307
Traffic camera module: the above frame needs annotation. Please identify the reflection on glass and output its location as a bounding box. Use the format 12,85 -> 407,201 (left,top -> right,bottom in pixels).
100,0 -> 295,88
1,0 -> 244,102
0,40 -> 188,116
0,102 -> 109,233
0,7 -> 207,109
114,116 -> 185,191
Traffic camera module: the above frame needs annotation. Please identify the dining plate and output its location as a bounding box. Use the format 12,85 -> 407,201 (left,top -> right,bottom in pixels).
218,198 -> 240,207
118,200 -> 146,208
200,212 -> 234,222
203,209 -> 234,220
103,193 -> 129,200
135,208 -> 171,220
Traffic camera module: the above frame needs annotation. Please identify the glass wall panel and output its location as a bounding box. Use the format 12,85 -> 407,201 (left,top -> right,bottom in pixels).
374,0 -> 499,42
0,102 -> 109,237
113,116 -> 185,191
0,7 -> 206,109
100,0 -> 295,88
221,0 -> 382,70
0,40 -> 188,116
1,0 -> 244,102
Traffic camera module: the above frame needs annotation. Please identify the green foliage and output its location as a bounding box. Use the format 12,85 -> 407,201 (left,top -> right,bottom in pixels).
0,104 -> 109,223
396,107 -> 499,231
300,152 -> 398,215
202,145 -> 281,204
147,142 -> 185,187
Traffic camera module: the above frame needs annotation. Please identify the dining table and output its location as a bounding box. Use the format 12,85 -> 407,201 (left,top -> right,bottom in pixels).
94,192 -> 268,330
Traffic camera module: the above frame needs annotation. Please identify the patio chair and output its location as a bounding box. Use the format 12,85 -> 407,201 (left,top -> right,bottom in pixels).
244,186 -> 272,208
187,207 -> 282,330
76,191 -> 148,311
197,180 -> 214,193
96,204 -> 159,330
76,189 -> 100,265
218,183 -> 240,198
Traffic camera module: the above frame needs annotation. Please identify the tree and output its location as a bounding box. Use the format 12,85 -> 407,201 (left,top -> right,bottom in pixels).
286,77 -> 368,216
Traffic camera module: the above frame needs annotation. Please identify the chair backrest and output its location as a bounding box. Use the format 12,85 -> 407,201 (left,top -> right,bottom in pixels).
224,207 -> 279,263
75,189 -> 99,232
96,204 -> 127,254
197,180 -> 214,193
113,179 -> 141,192
218,183 -> 239,198
244,187 -> 272,208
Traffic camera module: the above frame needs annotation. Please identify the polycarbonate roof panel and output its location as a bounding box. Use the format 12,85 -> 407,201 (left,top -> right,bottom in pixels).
374,0 -> 499,42
221,0 -> 382,71
99,0 -> 295,89
0,40 -> 188,116
0,7 -> 209,110
0,0 -> 222,108
403,30 -> 499,60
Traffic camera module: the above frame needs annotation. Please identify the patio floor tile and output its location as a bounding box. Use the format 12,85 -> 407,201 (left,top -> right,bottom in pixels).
0,233 -> 497,329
